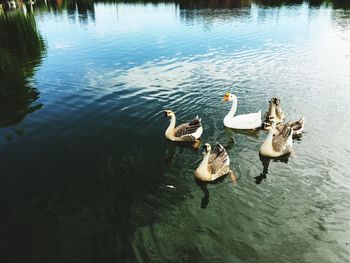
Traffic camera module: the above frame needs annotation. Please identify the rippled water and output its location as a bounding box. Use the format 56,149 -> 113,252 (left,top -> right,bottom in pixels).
1,0 -> 350,262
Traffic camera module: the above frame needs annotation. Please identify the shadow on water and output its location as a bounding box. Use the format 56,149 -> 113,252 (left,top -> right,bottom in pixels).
254,152 -> 290,184
0,11 -> 46,128
164,139 -> 201,164
224,126 -> 260,142
195,175 -> 229,209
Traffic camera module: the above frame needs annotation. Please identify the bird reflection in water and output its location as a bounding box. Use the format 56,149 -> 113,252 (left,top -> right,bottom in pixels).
164,139 -> 202,165
195,175 -> 230,209
195,141 -> 237,209
255,152 -> 291,184
224,126 -> 260,141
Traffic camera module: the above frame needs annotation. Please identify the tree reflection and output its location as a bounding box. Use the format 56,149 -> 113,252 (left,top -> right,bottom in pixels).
0,12 -> 46,128
254,0 -> 303,7
332,0 -> 350,9
33,0 -> 96,24
175,0 -> 251,9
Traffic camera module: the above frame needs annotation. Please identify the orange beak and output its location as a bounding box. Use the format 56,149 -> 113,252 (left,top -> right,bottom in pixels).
223,93 -> 230,101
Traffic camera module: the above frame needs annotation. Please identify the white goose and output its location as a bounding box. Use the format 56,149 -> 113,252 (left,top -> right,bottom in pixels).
223,92 -> 262,129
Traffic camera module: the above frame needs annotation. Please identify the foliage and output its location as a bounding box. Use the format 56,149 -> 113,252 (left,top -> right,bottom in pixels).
0,12 -> 46,127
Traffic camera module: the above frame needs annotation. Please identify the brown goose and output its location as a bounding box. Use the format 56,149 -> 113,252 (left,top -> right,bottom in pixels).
264,97 -> 285,124
195,142 -> 235,182
263,117 -> 305,136
164,110 -> 203,142
273,97 -> 286,123
260,120 -> 293,158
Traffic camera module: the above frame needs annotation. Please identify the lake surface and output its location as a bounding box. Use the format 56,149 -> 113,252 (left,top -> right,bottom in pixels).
1,0 -> 350,262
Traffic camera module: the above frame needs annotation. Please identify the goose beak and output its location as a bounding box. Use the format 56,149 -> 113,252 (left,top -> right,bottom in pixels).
163,110 -> 168,117
223,93 -> 230,101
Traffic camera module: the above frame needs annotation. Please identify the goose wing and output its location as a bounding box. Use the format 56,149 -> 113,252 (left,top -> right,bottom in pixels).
174,116 -> 202,141
272,125 -> 292,152
209,143 -> 230,177
288,117 -> 305,131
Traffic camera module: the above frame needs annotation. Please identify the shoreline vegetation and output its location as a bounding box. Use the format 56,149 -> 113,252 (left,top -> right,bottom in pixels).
0,11 -> 45,128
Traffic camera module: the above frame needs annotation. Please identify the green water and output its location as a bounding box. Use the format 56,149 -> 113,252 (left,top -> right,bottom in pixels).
1,0 -> 350,262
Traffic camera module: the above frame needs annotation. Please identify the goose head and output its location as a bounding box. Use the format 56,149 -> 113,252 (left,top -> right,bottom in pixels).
272,97 -> 281,106
202,143 -> 211,154
223,92 -> 236,102
164,109 -> 175,118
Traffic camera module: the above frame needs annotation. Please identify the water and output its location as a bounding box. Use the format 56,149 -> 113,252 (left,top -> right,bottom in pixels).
1,0 -> 350,262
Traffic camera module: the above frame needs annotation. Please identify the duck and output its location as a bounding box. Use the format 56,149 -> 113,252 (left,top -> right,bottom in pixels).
262,117 -> 305,137
195,142 -> 235,182
259,118 -> 293,158
264,97 -> 285,124
223,92 -> 261,130
164,110 -> 203,142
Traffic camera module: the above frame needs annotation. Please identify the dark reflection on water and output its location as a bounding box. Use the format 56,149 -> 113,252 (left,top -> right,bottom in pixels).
195,175 -> 229,209
177,0 -> 252,9
0,12 -> 45,128
255,153 -> 290,184
30,0 -> 95,24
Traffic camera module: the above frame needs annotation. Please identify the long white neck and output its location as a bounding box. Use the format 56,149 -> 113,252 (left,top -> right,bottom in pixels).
265,124 -> 275,145
166,115 -> 176,134
198,151 -> 211,170
228,96 -> 238,117
260,123 -> 276,155
269,103 -> 276,119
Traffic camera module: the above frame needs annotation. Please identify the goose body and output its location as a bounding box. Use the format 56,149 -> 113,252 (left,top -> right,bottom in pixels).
164,110 -> 203,142
195,142 -> 234,182
223,92 -> 261,130
263,98 -> 305,136
260,121 -> 293,158
264,97 -> 285,124
264,117 -> 305,136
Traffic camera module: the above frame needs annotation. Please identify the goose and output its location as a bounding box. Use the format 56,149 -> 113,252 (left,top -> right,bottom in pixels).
273,97 -> 285,123
260,119 -> 293,158
164,110 -> 203,142
262,117 -> 305,137
264,97 -> 285,124
264,99 -> 276,124
223,92 -> 261,129
195,142 -> 235,182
